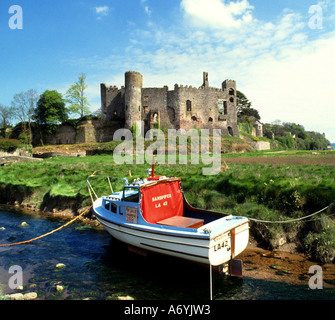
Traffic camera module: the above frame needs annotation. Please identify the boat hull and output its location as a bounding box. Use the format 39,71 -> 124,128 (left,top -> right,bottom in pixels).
94,213 -> 249,266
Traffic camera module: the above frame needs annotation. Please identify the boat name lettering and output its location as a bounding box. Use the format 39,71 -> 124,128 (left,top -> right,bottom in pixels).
152,194 -> 172,202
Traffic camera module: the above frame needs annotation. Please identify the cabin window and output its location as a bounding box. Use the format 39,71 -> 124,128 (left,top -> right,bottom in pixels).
123,187 -> 140,203
111,203 -> 117,213
105,200 -> 110,210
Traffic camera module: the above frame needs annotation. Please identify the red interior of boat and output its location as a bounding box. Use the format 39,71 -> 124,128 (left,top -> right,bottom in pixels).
141,180 -> 184,224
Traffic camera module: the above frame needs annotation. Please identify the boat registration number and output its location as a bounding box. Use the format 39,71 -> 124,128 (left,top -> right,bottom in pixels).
214,239 -> 230,252
126,206 -> 138,223
213,233 -> 230,252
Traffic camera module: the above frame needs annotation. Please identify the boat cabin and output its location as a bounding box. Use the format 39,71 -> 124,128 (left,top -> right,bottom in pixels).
102,177 -> 206,229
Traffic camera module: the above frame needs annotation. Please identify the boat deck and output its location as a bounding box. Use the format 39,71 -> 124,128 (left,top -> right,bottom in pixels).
157,216 -> 204,229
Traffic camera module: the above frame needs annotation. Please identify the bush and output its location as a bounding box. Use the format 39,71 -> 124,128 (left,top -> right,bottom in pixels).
18,132 -> 29,144
304,215 -> 335,263
0,138 -> 22,153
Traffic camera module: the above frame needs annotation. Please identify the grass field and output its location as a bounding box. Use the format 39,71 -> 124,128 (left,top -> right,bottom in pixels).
1,150 -> 335,262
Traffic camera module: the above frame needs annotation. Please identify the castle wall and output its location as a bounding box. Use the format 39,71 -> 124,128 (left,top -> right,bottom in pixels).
44,125 -> 77,145
76,120 -> 124,143
101,84 -> 125,121
173,84 -> 238,136
142,87 -> 176,131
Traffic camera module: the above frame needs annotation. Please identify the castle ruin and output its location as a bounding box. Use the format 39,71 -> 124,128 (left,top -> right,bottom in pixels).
101,71 -> 239,137
35,71 -> 241,146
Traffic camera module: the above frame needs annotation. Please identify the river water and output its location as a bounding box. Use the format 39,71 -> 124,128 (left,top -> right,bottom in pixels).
1,207 -> 335,300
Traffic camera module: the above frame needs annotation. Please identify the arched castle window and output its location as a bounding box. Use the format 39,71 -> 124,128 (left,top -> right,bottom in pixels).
167,106 -> 176,122
208,117 -> 213,123
228,126 -> 234,136
229,97 -> 234,103
229,88 -> 235,96
152,112 -> 158,123
186,100 -> 192,112
191,116 -> 197,122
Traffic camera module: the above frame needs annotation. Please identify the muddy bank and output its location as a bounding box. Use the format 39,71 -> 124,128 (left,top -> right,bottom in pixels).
239,247 -> 335,288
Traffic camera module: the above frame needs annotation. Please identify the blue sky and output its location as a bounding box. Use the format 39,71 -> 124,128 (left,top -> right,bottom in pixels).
1,0 -> 335,142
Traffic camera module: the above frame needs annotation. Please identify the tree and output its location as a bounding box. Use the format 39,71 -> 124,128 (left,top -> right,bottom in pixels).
66,73 -> 90,118
0,104 -> 15,128
11,89 -> 39,144
34,90 -> 68,134
236,90 -> 252,113
236,90 -> 260,123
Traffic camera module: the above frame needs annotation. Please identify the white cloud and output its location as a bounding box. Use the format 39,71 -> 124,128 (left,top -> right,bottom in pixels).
181,0 -> 254,29
94,6 -> 110,19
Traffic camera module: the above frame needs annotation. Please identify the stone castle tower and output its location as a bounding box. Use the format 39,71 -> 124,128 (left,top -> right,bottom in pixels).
125,71 -> 143,129
101,71 -> 239,137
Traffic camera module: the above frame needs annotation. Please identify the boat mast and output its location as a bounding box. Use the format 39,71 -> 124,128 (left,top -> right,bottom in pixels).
152,156 -> 155,178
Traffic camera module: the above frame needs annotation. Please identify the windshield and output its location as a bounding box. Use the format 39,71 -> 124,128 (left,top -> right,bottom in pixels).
123,187 -> 140,203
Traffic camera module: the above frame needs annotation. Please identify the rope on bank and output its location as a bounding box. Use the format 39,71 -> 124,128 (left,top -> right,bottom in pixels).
0,206 -> 92,247
246,204 -> 332,224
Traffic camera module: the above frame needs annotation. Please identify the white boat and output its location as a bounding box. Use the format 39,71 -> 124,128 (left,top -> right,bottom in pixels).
88,165 -> 249,271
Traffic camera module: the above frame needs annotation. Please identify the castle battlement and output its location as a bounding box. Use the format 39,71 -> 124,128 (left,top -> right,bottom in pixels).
101,83 -> 120,92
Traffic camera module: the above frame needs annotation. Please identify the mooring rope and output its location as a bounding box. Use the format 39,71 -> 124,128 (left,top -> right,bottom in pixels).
246,204 -> 332,224
0,206 -> 92,247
